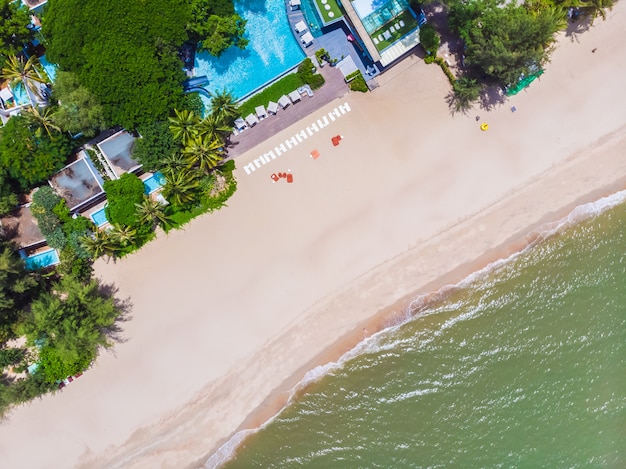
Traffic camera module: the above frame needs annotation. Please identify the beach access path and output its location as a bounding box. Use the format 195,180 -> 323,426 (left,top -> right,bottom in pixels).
0,5 -> 625,468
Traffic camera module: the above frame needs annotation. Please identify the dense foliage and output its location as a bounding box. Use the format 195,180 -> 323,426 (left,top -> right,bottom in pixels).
103,173 -> 146,227
0,0 -> 33,63
187,0 -> 248,57
132,121 -> 182,172
448,0 -> 564,87
297,58 -> 325,90
43,0 -> 190,129
50,71 -> 107,137
419,23 -> 440,56
0,115 -> 71,190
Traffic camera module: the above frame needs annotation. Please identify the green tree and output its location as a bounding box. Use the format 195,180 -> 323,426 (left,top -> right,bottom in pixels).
43,0 -> 190,128
103,173 -> 145,227
110,224 -> 138,247
210,89 -> 240,127
24,106 -> 61,138
582,0 -> 615,24
187,0 -> 248,57
169,109 -> 199,145
24,275 -> 120,382
50,71 -> 107,137
451,76 -> 482,111
135,196 -> 172,230
0,55 -> 47,107
132,121 -> 181,171
0,173 -> 18,216
183,135 -> 225,174
162,169 -> 199,206
0,241 -> 39,343
419,23 -> 441,56
196,113 -> 232,145
0,116 -> 71,190
80,229 -> 119,260
0,1 -> 34,60
449,0 -> 561,87
160,152 -> 189,177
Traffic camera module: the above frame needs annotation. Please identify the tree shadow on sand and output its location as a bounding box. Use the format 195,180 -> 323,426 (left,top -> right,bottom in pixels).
99,282 -> 133,347
564,16 -> 593,42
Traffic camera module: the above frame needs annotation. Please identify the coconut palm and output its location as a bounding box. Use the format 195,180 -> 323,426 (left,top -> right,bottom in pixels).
162,170 -> 199,206
0,55 -> 47,107
110,224 -> 137,247
196,113 -> 232,144
168,109 -> 199,145
581,0 -> 615,24
160,152 -> 189,177
80,230 -> 119,260
135,196 -> 172,229
183,135 -> 225,174
24,105 -> 61,138
210,89 -> 239,126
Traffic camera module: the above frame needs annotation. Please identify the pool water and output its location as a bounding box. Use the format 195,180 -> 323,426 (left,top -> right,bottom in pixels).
91,207 -> 109,227
143,172 -> 166,194
193,0 -> 305,106
39,55 -> 58,83
11,83 -> 30,106
24,249 -> 60,270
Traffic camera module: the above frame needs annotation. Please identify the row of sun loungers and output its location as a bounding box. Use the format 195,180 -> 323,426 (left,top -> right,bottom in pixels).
372,19 -> 406,45
234,88 -> 312,132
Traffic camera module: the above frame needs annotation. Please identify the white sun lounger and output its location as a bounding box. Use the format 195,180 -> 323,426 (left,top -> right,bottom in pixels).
267,101 -> 279,115
288,90 -> 301,103
255,105 -> 267,119
245,113 -> 259,127
278,95 -> 291,109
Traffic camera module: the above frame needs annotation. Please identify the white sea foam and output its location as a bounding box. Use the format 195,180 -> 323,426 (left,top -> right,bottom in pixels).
203,189 -> 626,468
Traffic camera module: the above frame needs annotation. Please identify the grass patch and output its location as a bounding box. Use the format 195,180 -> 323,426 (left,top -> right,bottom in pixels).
238,73 -> 304,118
314,0 -> 342,23
370,10 -> 418,52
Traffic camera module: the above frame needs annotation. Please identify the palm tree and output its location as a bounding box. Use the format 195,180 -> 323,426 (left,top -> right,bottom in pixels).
135,196 -> 172,229
452,77 -> 481,112
24,105 -> 61,138
162,170 -> 199,206
110,224 -> 137,247
210,89 -> 239,127
581,0 -> 615,24
183,135 -> 225,174
168,109 -> 199,145
196,113 -> 232,144
0,55 -> 47,107
160,152 -> 189,177
80,230 -> 119,260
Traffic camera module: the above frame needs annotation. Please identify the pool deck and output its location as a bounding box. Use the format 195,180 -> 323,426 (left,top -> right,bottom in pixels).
227,64 -> 348,158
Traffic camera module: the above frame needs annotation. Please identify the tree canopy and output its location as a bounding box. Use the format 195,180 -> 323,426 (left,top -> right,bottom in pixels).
187,0 -> 248,57
43,0 -> 191,129
0,0 -> 34,62
103,173 -> 145,227
449,0 -> 563,87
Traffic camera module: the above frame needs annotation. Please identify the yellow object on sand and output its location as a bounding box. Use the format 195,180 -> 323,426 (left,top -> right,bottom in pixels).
480,123 -> 489,131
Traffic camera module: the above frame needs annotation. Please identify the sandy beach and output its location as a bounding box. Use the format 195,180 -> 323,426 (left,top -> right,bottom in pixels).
1,5 -> 626,468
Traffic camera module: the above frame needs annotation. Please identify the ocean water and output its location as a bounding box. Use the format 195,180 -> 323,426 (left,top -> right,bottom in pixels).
216,191 -> 626,468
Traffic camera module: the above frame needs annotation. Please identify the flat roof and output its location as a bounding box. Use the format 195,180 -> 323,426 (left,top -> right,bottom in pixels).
49,158 -> 105,211
97,131 -> 140,178
0,205 -> 45,249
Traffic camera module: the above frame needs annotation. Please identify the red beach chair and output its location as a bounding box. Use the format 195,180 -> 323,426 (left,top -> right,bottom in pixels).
271,173 -> 279,182
311,149 -> 320,159
286,174 -> 293,183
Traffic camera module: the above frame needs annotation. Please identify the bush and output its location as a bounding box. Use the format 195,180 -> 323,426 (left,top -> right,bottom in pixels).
0,348 -> 25,368
419,23 -> 440,56
238,73 -> 304,118
32,186 -> 62,212
103,173 -> 145,226
348,71 -> 368,92
435,57 -> 456,85
297,58 -> 325,90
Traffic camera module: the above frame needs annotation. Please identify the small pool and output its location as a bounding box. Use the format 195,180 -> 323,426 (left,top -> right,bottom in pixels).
24,249 -> 60,270
193,0 -> 305,106
143,171 -> 166,194
39,55 -> 58,83
11,83 -> 30,106
91,207 -> 109,227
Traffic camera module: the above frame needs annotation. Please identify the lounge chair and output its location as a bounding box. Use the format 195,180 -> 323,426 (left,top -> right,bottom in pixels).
288,90 -> 301,103
245,113 -> 259,127
295,20 -> 307,35
234,117 -> 247,131
383,30 -> 392,40
399,20 -> 405,28
378,34 -> 384,42
373,37 -> 379,45
389,25 -> 396,32
267,101 -> 279,115
255,105 -> 267,119
278,95 -> 291,109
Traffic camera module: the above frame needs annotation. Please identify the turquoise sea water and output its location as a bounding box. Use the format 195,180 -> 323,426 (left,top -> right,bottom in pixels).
216,191 -> 626,468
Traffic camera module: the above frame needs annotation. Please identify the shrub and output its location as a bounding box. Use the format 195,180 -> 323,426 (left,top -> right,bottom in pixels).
419,23 -> 440,56
435,57 -> 456,85
32,186 -> 62,212
0,348 -> 25,368
297,58 -> 325,90
238,73 -> 304,118
348,71 -> 368,92
103,173 -> 145,227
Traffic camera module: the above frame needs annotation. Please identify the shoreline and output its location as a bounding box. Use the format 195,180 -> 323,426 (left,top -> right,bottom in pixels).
0,4 -> 625,468
203,141 -> 626,467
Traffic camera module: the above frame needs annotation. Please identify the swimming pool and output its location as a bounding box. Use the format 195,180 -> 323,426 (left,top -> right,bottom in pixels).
11,83 -> 30,106
91,206 -> 109,227
24,248 -> 60,270
143,171 -> 166,194
39,55 -> 58,83
193,0 -> 305,106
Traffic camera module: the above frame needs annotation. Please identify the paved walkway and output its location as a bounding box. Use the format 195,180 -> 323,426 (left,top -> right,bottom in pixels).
227,65 -> 348,158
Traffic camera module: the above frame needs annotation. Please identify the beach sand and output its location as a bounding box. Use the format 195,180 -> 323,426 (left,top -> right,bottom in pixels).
1,6 -> 626,468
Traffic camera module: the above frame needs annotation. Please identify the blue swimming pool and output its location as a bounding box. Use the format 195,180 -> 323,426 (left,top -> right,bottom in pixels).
143,171 -> 166,194
193,0 -> 305,106
91,207 -> 109,227
11,83 -> 30,106
24,249 -> 60,270
39,55 -> 58,83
